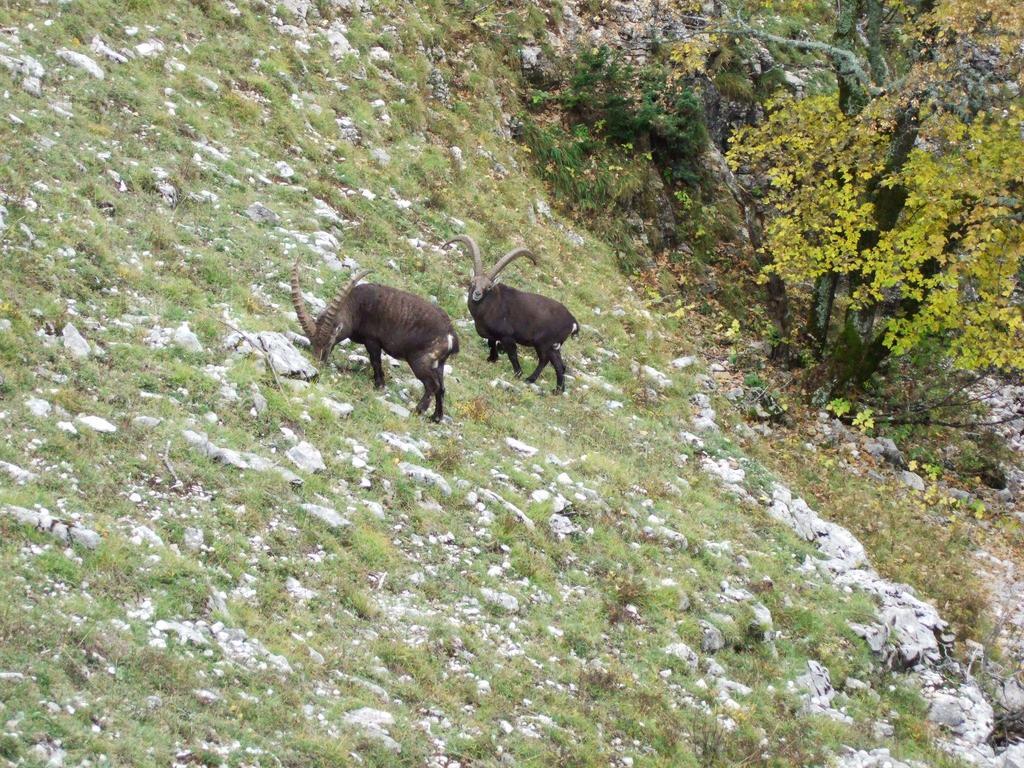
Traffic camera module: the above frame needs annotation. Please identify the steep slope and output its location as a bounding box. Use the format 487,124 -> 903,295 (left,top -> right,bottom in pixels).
0,1 -> 1006,766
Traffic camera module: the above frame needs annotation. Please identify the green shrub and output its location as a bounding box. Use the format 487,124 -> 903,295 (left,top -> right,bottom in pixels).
558,46 -> 708,184
714,70 -> 756,103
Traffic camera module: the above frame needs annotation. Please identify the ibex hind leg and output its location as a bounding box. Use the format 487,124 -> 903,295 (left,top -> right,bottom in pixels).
410,355 -> 439,418
432,362 -> 448,423
550,347 -> 566,393
524,346 -> 550,385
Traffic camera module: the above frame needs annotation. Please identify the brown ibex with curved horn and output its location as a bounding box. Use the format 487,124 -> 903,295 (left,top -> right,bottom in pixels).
444,235 -> 578,393
291,262 -> 459,422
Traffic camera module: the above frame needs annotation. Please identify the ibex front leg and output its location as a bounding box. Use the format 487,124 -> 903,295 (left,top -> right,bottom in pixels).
501,336 -> 522,378
365,340 -> 386,389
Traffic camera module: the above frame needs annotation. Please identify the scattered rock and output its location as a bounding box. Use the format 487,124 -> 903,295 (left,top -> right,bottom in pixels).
245,202 -> 280,224
797,659 -> 852,723
3,505 -> 100,549
321,397 -> 354,417
324,23 -> 355,58
131,525 -> 164,548
62,322 -> 91,359
901,470 -> 926,491
56,49 -> 104,79
379,431 -> 427,459
663,641 -> 699,672
548,513 -> 576,538
998,744 -> 1024,768
449,145 -> 465,170
183,527 -> 205,551
274,160 -> 295,179
225,330 -> 318,380
26,397 -> 52,417
1,460 -> 37,484
832,747 -> 917,768
399,461 -> 451,496
863,436 -> 905,468
342,708 -> 400,753
519,44 -> 557,86
480,587 -> 519,613
90,36 -> 129,64
700,621 -> 725,653
182,430 -> 302,485
135,39 -> 165,58
286,441 -> 326,473
173,322 -> 203,353
193,688 -> 221,704
76,415 -> 117,433
506,437 -> 538,457
1,52 -> 45,97
301,503 -> 350,529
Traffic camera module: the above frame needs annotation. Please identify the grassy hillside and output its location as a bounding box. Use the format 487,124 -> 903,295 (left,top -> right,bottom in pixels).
0,1 -> 983,765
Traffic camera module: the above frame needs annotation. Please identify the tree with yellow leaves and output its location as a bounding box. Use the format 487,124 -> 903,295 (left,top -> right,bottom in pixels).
726,0 -> 1024,393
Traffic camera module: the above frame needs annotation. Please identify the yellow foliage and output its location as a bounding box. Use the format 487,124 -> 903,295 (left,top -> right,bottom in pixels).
728,91 -> 1024,373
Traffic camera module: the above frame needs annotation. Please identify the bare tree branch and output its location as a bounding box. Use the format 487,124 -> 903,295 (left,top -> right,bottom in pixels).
723,18 -> 879,96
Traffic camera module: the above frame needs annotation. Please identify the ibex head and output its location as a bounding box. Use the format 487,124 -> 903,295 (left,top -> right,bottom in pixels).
444,235 -> 537,303
290,261 -> 370,363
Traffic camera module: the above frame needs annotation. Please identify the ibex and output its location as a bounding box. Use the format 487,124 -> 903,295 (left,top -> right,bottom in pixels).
290,263 -> 459,422
444,235 -> 578,392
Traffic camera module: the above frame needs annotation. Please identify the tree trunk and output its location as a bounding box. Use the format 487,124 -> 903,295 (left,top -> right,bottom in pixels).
807,272 -> 838,358
766,273 -> 794,365
844,271 -> 876,340
831,324 -> 892,393
864,0 -> 888,84
835,0 -> 869,115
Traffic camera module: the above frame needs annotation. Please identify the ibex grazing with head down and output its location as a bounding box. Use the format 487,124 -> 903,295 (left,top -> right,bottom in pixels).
444,236 -> 578,392
291,263 -> 459,422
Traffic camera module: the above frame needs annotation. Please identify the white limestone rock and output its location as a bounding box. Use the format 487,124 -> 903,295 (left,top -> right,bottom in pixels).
56,49 -> 104,79
480,587 -> 519,613
399,461 -> 451,496
1,460 -> 37,485
76,415 -> 117,433
3,505 -> 100,549
301,503 -> 349,529
225,330 -> 318,380
173,322 -> 203,353
62,322 -> 91,359
663,641 -> 699,672
286,441 -> 325,473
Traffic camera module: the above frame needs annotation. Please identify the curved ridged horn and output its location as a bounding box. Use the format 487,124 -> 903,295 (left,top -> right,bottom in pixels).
444,235 -> 483,276
314,269 -> 371,346
291,260 -> 317,340
487,247 -> 537,281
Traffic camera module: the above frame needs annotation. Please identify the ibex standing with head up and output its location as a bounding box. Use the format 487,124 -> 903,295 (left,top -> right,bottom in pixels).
291,263 -> 459,422
445,236 -> 578,393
